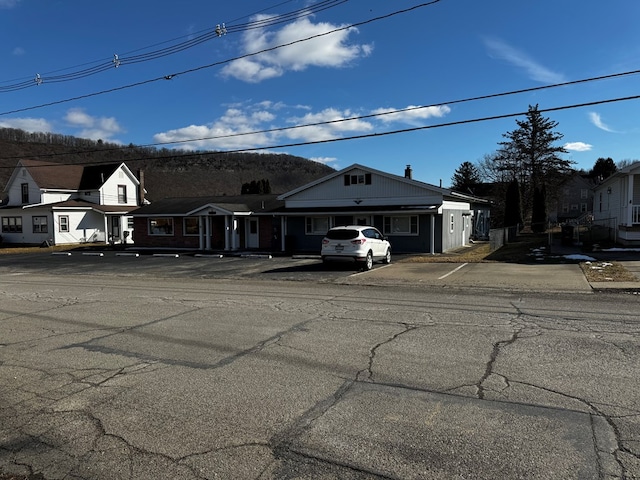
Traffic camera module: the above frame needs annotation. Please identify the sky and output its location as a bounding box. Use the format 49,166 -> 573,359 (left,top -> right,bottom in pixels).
1,0 -> 639,188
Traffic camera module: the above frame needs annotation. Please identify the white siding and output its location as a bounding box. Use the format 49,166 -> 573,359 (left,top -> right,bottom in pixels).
53,210 -> 105,244
285,170 -> 443,208
41,192 -> 75,204
101,168 -> 139,206
5,168 -> 41,206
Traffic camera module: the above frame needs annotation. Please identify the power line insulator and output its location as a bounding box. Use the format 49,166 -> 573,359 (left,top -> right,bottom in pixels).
113,54 -> 120,68
216,23 -> 227,37
34,74 -> 42,85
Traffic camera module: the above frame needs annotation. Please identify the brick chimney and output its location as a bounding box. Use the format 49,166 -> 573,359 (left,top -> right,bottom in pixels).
404,165 -> 413,179
137,169 -> 145,205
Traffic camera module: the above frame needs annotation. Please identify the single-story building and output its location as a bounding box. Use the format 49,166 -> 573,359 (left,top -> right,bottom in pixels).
130,164 -> 490,254
130,195 -> 284,251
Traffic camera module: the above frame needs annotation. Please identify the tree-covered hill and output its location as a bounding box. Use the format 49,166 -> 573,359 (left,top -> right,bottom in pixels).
0,128 -> 335,201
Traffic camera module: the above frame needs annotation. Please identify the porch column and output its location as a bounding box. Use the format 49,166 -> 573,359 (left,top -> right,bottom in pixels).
231,215 -> 238,250
280,216 -> 286,252
430,214 -> 435,255
205,216 -> 212,250
103,216 -> 109,244
224,216 -> 231,251
198,216 -> 204,250
627,175 -> 635,225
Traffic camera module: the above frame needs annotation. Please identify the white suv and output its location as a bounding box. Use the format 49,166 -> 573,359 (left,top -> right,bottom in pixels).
321,225 -> 391,270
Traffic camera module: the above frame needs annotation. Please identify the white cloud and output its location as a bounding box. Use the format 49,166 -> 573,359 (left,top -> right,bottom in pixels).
310,157 -> 339,168
64,108 -> 123,142
483,37 -> 566,84
222,15 -> 373,83
588,112 -> 615,132
153,106 -> 275,150
285,108 -> 373,142
371,105 -> 451,124
12,47 -> 25,55
0,117 -> 52,132
564,142 -> 592,152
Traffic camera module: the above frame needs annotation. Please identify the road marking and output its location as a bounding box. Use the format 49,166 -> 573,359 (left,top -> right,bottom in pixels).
438,263 -> 468,280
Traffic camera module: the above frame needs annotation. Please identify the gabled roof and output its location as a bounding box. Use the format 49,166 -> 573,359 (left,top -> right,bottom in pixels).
595,161 -> 640,188
16,159 -> 85,190
4,160 -> 135,192
130,195 -> 283,216
277,163 -> 489,204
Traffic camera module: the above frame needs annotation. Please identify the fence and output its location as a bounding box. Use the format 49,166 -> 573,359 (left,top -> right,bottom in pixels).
489,226 -> 518,251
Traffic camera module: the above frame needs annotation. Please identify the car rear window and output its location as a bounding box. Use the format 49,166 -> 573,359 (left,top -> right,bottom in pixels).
326,229 -> 359,240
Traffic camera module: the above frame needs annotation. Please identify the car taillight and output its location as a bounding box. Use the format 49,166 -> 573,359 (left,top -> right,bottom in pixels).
351,238 -> 366,245
322,238 -> 330,244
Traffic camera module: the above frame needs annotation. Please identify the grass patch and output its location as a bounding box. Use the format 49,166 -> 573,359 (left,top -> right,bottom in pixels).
0,243 -> 101,255
580,261 -> 638,282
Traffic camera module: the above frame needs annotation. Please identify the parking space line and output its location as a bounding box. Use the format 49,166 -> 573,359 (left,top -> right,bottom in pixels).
438,263 -> 468,280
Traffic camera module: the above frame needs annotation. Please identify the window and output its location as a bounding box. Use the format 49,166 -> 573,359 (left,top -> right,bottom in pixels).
570,204 -> 579,211
59,216 -> 69,233
127,217 -> 134,229
562,203 -> 569,213
32,216 -> 48,233
2,216 -> 22,233
581,203 -> 588,213
117,185 -> 127,204
149,218 -> 174,235
183,217 -> 199,235
450,214 -> 455,233
580,189 -> 588,199
383,216 -> 418,235
21,183 -> 29,203
305,217 -> 329,235
343,173 -> 372,186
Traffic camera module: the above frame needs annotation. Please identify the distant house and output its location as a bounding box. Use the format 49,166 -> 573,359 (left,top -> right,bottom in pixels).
0,159 -> 144,245
130,163 -> 490,254
592,161 -> 640,245
549,172 -> 595,224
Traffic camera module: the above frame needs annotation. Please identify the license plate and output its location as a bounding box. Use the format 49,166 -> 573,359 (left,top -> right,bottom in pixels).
335,245 -> 344,252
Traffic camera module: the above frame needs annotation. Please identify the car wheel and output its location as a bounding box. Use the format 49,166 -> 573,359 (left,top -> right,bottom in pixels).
363,251 -> 373,271
383,248 -> 391,264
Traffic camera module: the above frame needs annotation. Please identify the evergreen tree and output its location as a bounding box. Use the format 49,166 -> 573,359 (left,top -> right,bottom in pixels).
451,161 -> 481,193
503,179 -> 522,228
497,105 -> 573,222
531,186 -> 547,233
589,157 -> 617,181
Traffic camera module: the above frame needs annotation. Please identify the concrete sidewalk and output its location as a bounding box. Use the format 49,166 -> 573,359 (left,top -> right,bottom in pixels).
344,259 -> 640,293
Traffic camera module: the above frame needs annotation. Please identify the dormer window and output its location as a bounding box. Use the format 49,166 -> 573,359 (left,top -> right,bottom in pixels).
21,183 -> 29,204
344,173 -> 372,186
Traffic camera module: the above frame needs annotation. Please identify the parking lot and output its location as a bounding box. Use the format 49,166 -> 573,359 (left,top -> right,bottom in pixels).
1,248 -> 631,294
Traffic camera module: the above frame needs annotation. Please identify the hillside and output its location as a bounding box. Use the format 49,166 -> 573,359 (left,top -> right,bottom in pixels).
0,129 -> 335,201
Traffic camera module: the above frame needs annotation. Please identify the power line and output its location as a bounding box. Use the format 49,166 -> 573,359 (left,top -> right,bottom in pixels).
1,66 -> 638,161
0,1 -> 440,115
2,93 -> 638,170
0,0 -> 347,92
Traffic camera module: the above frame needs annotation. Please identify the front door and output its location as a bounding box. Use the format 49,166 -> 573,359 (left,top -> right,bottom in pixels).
110,217 -> 120,242
247,219 -> 259,248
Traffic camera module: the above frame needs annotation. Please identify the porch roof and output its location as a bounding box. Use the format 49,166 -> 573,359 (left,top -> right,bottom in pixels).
130,195 -> 283,217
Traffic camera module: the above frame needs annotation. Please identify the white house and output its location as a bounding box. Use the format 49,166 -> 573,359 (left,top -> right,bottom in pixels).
0,159 -> 144,246
592,161 -> 640,245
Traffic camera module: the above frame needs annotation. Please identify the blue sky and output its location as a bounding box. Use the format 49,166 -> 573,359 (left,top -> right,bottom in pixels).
1,0 -> 639,188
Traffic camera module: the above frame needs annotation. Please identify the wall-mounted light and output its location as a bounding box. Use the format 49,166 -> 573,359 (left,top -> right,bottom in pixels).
607,187 -> 612,194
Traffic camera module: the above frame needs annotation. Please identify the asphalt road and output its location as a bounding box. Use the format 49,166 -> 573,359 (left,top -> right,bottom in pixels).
1,258 -> 639,479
